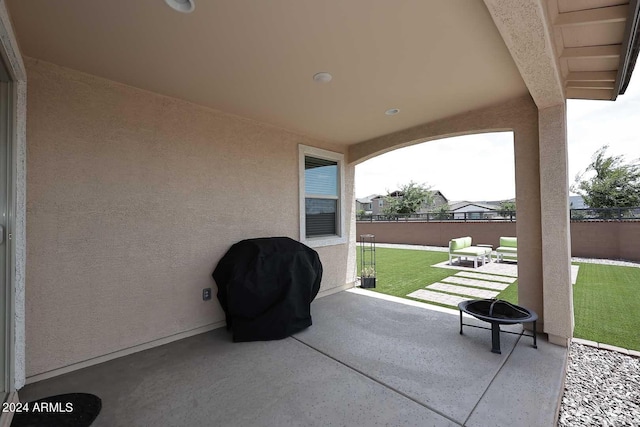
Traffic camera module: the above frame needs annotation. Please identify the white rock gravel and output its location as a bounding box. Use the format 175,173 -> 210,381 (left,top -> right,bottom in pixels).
558,344 -> 640,427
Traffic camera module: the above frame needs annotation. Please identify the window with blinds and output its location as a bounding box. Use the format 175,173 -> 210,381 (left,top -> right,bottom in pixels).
304,156 -> 339,237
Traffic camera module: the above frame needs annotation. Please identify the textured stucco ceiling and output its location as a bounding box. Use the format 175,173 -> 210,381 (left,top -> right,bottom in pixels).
6,0 -> 529,144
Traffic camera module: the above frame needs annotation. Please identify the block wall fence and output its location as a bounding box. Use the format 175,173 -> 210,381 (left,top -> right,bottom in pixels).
355,221 -> 640,262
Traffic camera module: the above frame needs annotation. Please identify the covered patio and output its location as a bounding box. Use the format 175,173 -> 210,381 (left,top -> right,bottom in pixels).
18,291 -> 566,426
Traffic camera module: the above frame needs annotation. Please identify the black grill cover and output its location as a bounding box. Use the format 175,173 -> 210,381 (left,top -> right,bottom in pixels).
213,237 -> 323,342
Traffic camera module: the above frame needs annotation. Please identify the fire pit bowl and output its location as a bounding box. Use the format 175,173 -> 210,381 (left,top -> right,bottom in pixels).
458,299 -> 538,354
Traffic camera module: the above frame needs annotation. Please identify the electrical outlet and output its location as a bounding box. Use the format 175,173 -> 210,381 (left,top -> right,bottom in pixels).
202,288 -> 212,301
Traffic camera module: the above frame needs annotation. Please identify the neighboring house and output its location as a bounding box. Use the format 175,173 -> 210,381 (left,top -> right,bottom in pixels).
368,194 -> 389,216
374,191 -> 402,215
354,194 -> 387,216
355,194 -> 378,214
417,191 -> 449,214
0,1 -> 638,422
370,195 -> 385,215
359,190 -> 448,215
485,198 -> 515,207
448,201 -> 501,220
570,195 -> 589,209
357,192 -> 399,216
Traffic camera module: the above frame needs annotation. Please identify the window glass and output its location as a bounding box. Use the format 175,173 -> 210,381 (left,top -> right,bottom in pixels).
305,199 -> 337,237
305,157 -> 338,196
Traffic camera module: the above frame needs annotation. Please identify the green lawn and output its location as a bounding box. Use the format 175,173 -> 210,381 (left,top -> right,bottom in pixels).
356,247 -> 517,310
358,248 -> 450,306
357,247 -> 640,351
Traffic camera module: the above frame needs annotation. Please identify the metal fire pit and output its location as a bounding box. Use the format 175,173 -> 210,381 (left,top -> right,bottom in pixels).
458,299 -> 538,354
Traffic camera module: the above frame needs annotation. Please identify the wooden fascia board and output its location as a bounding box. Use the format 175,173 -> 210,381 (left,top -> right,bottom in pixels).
566,88 -> 614,100
555,4 -> 628,27
565,81 -> 615,89
566,71 -> 618,82
560,45 -> 621,59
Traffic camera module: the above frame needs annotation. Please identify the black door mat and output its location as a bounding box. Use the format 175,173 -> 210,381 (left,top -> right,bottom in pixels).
11,393 -> 101,427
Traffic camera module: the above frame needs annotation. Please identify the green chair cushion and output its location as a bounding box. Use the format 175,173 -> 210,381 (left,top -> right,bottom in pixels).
450,237 -> 471,251
499,237 -> 517,248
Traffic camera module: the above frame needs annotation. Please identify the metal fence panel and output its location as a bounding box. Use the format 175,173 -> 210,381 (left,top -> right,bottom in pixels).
357,208 -> 640,222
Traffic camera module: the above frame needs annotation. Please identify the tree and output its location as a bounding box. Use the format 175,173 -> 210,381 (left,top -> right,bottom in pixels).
382,181 -> 434,217
498,200 -> 516,217
572,145 -> 640,209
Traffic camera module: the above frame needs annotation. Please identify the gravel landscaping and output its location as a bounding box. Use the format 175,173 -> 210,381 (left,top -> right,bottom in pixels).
559,344 -> 640,426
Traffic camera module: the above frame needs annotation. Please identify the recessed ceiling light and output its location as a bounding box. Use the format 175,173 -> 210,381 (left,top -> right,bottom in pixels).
385,108 -> 400,116
165,0 -> 195,13
313,72 -> 333,83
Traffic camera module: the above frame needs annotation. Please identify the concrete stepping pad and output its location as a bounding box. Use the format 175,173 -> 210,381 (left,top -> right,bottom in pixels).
427,282 -> 499,299
441,276 -> 509,291
455,271 -> 516,284
431,260 -> 518,277
571,265 -> 580,285
406,289 -> 471,307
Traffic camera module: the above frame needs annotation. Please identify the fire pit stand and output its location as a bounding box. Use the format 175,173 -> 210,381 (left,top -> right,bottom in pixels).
458,299 -> 538,354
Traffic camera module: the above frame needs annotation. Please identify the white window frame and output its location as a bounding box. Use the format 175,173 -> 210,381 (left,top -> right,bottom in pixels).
299,145 -> 346,247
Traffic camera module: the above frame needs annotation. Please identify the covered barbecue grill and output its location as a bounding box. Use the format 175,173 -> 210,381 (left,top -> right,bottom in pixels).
213,237 -> 323,342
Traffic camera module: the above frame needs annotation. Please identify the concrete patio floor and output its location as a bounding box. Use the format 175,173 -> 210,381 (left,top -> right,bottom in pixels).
18,291 -> 567,426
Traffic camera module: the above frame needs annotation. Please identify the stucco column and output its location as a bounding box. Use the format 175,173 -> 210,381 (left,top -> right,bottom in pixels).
538,104 -> 573,346
513,114 -> 544,331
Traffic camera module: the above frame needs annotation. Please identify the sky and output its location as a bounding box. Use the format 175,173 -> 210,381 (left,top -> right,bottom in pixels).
355,73 -> 640,202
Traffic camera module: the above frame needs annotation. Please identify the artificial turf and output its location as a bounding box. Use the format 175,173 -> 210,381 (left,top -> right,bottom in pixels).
356,247 -> 640,351
571,262 -> 640,351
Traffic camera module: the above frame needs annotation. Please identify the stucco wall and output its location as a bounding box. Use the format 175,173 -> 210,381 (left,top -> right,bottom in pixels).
356,221 -> 640,262
25,59 -> 354,377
